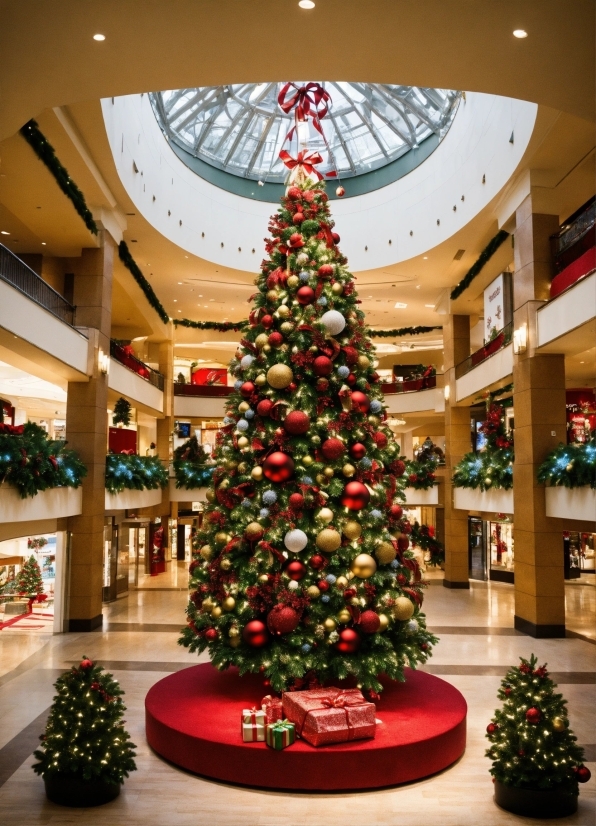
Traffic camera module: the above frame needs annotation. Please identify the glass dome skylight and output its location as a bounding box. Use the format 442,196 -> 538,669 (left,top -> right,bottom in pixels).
150,83 -> 460,184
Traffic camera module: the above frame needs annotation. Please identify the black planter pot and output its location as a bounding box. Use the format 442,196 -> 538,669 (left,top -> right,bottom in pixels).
494,778 -> 578,819
44,775 -> 121,807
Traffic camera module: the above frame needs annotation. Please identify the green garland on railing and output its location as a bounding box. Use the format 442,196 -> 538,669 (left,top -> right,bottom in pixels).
452,401 -> 514,491
118,241 -> 170,326
105,454 -> 168,494
537,440 -> 596,490
368,325 -> 442,339
173,318 -> 442,338
450,230 -> 510,300
405,456 -> 439,490
20,120 -> 98,236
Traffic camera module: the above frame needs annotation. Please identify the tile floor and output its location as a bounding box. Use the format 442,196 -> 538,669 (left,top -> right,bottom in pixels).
0,574 -> 594,825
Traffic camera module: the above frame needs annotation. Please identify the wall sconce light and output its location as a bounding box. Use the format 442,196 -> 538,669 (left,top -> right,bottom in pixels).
513,323 -> 527,355
444,384 -> 451,401
98,349 -> 110,375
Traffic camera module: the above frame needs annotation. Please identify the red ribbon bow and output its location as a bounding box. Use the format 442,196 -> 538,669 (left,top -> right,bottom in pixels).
278,82 -> 331,139
320,692 -> 365,709
279,149 -> 325,181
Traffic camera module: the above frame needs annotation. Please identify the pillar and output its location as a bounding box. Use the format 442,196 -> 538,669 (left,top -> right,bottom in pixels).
156,340 -> 175,526
443,315 -> 471,588
512,195 -> 566,636
65,234 -> 114,631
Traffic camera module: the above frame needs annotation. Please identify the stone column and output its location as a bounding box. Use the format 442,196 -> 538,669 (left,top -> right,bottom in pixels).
65,234 -> 114,631
512,195 -> 566,636
156,340 -> 175,525
443,315 -> 471,588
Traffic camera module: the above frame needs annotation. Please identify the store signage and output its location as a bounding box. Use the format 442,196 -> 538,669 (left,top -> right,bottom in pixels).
483,272 -> 512,339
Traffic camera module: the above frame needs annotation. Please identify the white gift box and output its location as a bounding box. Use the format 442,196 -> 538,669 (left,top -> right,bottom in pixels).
241,708 -> 266,742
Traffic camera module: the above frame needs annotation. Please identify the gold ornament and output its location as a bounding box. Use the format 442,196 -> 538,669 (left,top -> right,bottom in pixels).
342,463 -> 356,478
307,585 -> 321,599
566,463 -> 573,472
220,558 -> 232,571
358,355 -> 370,370
277,305 -> 291,318
376,541 -> 397,565
263,344 -> 272,354
378,613 -> 390,631
317,507 -> 334,524
287,275 -> 299,289
342,520 -> 362,540
368,415 -> 380,427
211,606 -> 222,619
200,544 -> 213,561
255,374 -> 267,387
266,289 -> 279,302
392,596 -> 415,620
267,363 -> 293,389
251,466 -> 264,481
309,345 -> 319,353
205,489 -> 215,503
258,573 -> 269,583
237,436 -> 249,448
303,455 -> 314,467
331,282 -> 343,295
215,531 -> 230,546
484,477 -> 492,486
224,462 -> 236,473
237,462 -> 248,474
280,321 -> 294,335
337,609 -> 351,624
201,598 -> 214,611
316,528 -> 342,553
316,473 -> 326,485
230,636 -> 241,648
336,576 -> 349,590
222,596 -> 236,612
238,401 -> 250,413
324,618 -> 337,632
552,717 -> 566,732
255,334 -> 269,350
244,522 -> 264,541
323,466 -> 334,478
350,553 -> 377,579
229,626 -> 240,638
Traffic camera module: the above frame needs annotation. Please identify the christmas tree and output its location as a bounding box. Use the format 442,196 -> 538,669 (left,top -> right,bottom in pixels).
33,656 -> 137,785
112,397 -> 132,427
17,554 -> 44,596
486,655 -> 591,792
453,398 -> 513,491
179,172 -> 436,695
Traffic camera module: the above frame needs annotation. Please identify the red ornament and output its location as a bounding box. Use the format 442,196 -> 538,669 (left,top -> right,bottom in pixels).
336,186 -> 345,197
373,432 -> 388,449
316,378 -> 329,392
408,474 -> 418,485
317,580 -> 330,592
304,191 -> 315,202
350,390 -> 370,413
390,504 -> 403,520
284,411 -> 310,435
240,381 -> 255,399
289,492 -> 305,510
288,382 -> 297,392
318,264 -> 334,279
242,620 -> 270,647
297,285 -> 315,305
293,212 -> 305,224
257,399 -> 274,417
332,232 -> 340,244
309,554 -> 325,570
80,659 -> 94,670
263,452 -> 294,482
268,332 -> 283,347
342,346 -> 358,365
360,610 -> 381,634
397,536 -> 409,552
288,233 -> 304,249
347,373 -> 356,386
392,459 -> 406,477
335,627 -> 360,653
321,438 -> 345,461
577,766 -> 591,783
525,707 -> 542,725
349,442 -> 367,460
287,186 -> 302,200
267,604 -> 300,635
313,355 -> 333,376
343,587 -> 357,599
486,723 -> 499,735
262,314 -> 274,329
286,560 -> 307,581
205,628 -> 218,641
341,481 -> 370,510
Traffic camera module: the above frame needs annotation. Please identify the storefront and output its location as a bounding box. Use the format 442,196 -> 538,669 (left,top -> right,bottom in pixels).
468,516 -> 515,583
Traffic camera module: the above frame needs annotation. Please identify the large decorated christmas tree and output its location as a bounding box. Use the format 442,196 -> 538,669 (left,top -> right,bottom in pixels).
180,108 -> 437,694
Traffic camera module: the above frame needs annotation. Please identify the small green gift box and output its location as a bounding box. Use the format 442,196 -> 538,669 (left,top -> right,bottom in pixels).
265,720 -> 295,750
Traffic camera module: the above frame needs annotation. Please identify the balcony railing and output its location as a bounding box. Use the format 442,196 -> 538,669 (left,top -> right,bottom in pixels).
110,341 -> 165,391
455,323 -> 512,379
0,243 -> 75,325
382,375 -> 438,394
551,197 -> 596,275
174,383 -> 232,397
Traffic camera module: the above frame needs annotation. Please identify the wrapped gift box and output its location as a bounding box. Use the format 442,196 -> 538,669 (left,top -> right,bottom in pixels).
282,687 -> 376,747
241,707 -> 266,742
261,694 -> 283,725
265,720 -> 295,750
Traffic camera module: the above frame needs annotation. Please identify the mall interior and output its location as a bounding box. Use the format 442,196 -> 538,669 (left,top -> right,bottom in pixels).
0,2 -> 594,823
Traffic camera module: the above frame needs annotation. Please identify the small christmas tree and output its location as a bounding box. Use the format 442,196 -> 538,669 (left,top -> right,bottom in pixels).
486,655 -> 591,793
112,397 -> 132,427
33,657 -> 136,786
17,555 -> 44,596
453,398 -> 513,491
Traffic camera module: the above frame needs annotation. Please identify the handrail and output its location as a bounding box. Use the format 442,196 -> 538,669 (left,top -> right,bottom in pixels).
0,244 -> 75,325
382,375 -> 439,395
110,341 -> 165,391
174,383 -> 232,397
552,198 -> 595,258
455,323 -> 512,379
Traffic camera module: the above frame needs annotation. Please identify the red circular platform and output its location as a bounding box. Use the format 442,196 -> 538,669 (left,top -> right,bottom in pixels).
145,664 -> 467,791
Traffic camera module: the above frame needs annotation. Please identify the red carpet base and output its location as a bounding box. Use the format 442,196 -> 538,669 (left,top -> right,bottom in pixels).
145,664 -> 467,791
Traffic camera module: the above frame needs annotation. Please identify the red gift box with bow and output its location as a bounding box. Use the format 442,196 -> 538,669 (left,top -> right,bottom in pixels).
282,687 -> 376,747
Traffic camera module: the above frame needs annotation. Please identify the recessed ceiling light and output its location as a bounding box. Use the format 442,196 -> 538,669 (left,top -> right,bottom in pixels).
423,256 -> 428,260
394,302 -> 408,309
513,29 -> 528,38
580,361 -> 585,364
299,0 -> 315,7
416,285 -> 421,289
424,304 -> 435,308
178,281 -> 183,285
1,231 -> 9,235
93,33 -> 106,41
173,300 -> 177,303
41,242 -> 46,246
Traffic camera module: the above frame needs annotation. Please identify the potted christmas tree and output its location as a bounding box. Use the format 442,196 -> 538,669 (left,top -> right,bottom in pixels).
33,657 -> 136,807
17,554 -> 44,598
486,654 -> 591,818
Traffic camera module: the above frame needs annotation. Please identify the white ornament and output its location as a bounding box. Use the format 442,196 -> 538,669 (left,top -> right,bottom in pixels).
240,355 -> 254,369
320,310 -> 346,336
284,529 -> 308,553
296,252 -> 309,264
288,580 -> 300,591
